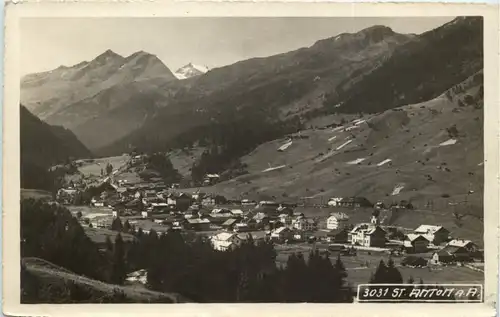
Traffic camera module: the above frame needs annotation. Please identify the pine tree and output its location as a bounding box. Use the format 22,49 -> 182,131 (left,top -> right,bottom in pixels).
332,254 -> 350,302
236,270 -> 251,302
371,260 -> 388,283
111,217 -> 123,232
105,236 -> 114,253
386,257 -> 403,283
136,227 -> 144,239
110,233 -> 127,285
123,220 -> 131,233
407,276 -> 415,284
106,163 -> 113,175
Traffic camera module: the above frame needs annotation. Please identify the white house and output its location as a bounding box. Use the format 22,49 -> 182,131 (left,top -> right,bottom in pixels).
279,214 -> 294,227
211,232 -> 242,251
327,198 -> 343,207
327,212 -> 350,230
348,224 -> 386,248
270,227 -> 294,241
293,218 -> 317,231
446,239 -> 478,252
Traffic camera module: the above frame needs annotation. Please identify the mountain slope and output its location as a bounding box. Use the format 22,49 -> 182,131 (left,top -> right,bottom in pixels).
21,105 -> 91,166
21,50 -> 177,119
20,105 -> 92,189
99,25 -> 413,156
325,16 -> 483,113
197,71 -> 483,240
21,50 -> 180,151
22,257 -> 191,303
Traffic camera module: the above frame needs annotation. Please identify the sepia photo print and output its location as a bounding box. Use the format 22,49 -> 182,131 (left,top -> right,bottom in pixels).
4,4 -> 498,315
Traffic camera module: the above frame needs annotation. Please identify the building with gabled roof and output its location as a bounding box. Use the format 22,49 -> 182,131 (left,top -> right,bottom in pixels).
348,223 -> 386,247
431,246 -> 471,264
403,234 -> 430,253
186,218 -> 211,231
446,239 -> 478,252
327,212 -> 350,230
211,232 -> 242,251
336,197 -> 373,208
270,227 -> 294,242
293,217 -> 317,232
414,225 -> 450,245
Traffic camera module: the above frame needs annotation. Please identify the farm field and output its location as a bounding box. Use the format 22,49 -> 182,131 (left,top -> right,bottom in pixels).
68,205 -> 114,219
84,227 -> 136,245
77,155 -> 130,177
275,243 -> 483,288
347,265 -> 484,288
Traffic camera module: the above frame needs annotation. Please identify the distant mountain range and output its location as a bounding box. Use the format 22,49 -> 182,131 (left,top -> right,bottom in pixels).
98,25 -> 415,155
20,17 -> 483,168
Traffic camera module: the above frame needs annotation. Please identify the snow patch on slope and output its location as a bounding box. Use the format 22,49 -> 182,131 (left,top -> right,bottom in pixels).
391,183 -> 405,196
439,139 -> 457,146
262,165 -> 286,173
348,158 -> 366,165
336,140 -> 353,150
278,141 -> 293,151
377,159 -> 392,167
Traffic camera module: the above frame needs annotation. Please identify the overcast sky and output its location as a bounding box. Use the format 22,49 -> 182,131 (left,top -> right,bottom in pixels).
21,17 -> 455,76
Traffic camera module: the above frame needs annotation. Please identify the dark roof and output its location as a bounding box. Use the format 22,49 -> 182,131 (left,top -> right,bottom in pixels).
437,246 -> 468,256
343,197 -> 371,203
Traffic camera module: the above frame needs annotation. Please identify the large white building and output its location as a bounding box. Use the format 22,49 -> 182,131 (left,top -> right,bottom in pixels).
327,212 -> 350,230
211,232 -> 242,251
293,217 -> 317,231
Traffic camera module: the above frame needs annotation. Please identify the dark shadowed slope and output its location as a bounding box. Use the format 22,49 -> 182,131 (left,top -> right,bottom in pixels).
20,105 -> 92,189
325,16 -> 483,114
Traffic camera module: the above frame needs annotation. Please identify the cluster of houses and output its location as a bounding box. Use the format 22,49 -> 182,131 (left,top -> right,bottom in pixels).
400,225 -> 482,265
55,159 -> 482,269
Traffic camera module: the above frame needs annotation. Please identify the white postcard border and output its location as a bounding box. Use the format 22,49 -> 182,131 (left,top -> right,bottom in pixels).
3,2 -> 499,317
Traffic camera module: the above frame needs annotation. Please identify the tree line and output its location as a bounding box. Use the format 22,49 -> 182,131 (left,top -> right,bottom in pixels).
21,199 -> 354,303
126,228 -> 353,303
23,200 -> 466,304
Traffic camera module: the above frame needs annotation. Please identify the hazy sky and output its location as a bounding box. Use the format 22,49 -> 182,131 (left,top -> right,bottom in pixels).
21,17 -> 455,76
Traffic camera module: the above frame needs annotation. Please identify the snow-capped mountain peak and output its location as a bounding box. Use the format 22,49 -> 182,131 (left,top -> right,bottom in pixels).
174,62 -> 209,80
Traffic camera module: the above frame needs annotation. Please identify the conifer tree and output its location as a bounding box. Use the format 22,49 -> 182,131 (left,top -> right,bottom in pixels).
371,260 -> 388,283
105,236 -> 113,253
110,233 -> 127,285
386,257 -> 403,283
111,217 -> 123,232
123,220 -> 131,233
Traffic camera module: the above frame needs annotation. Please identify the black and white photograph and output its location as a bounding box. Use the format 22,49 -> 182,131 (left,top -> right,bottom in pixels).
3,3 -> 498,314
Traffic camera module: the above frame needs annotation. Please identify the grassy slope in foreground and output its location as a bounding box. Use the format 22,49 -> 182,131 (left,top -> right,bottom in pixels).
22,257 -> 191,303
